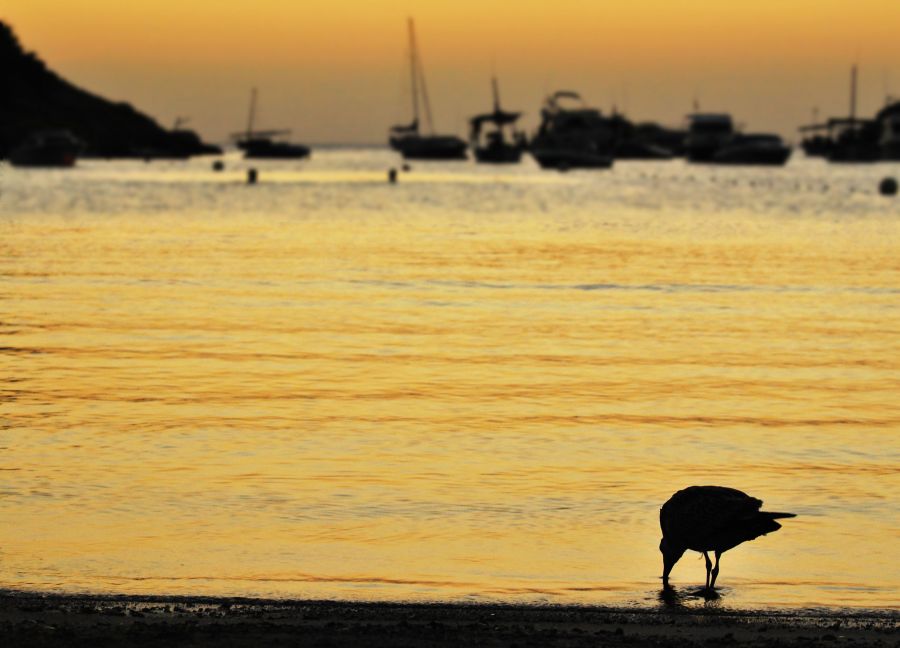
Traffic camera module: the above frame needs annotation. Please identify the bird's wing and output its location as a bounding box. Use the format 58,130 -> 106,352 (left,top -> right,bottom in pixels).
662,486 -> 763,545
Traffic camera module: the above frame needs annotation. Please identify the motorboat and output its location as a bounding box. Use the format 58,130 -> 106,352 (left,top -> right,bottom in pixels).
614,119 -> 677,160
798,123 -> 832,157
877,101 -> 900,160
685,113 -> 734,162
712,134 -> 792,165
9,130 -> 81,167
529,91 -> 615,170
469,78 -> 526,164
826,118 -> 881,162
687,114 -> 791,165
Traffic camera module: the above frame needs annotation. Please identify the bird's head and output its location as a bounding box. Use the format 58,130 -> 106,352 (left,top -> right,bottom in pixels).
659,537 -> 685,586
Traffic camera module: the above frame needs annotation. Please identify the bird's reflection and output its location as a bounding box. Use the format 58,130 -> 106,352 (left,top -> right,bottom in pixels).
658,583 -> 724,609
658,584 -> 684,608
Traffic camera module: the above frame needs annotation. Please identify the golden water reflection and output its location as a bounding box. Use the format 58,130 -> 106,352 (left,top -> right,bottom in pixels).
1,154 -> 899,609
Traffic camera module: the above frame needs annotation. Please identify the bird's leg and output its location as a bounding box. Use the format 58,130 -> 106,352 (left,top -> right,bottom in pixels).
703,552 -> 712,590
710,551 -> 721,589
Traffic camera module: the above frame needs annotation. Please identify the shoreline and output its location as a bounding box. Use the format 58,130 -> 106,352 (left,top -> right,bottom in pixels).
2,591 -> 896,647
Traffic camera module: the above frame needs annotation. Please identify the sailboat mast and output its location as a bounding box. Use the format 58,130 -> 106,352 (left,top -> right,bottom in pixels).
410,21 -> 435,134
492,76 -> 501,113
407,19 -> 420,130
246,88 -> 258,139
850,65 -> 858,121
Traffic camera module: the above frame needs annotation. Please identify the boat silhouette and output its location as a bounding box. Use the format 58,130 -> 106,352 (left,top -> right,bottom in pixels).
232,89 -> 311,160
686,113 -> 791,165
877,100 -> 900,160
389,19 -> 467,161
797,66 -> 895,163
684,113 -> 734,162
633,122 -> 688,158
798,107 -> 832,158
10,130 -> 82,167
712,133 -> 792,165
529,91 -> 616,170
469,77 -> 526,164
609,113 -> 679,160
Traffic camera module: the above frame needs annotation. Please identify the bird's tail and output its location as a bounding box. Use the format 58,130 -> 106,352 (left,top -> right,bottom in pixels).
764,512 -> 796,519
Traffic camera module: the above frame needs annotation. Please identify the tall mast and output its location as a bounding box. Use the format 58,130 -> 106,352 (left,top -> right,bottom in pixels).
850,64 -> 858,121
407,19 -> 420,130
492,76 -> 501,113
410,20 -> 435,134
246,88 -> 258,139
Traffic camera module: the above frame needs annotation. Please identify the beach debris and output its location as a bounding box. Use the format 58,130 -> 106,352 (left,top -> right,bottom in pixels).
212,160 -> 225,172
879,177 -> 897,196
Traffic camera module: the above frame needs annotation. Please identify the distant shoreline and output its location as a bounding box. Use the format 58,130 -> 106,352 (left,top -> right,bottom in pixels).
1,591 -> 896,647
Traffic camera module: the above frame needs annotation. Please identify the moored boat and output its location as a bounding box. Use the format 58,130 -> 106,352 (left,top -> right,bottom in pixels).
389,19 -> 467,161
798,123 -> 832,157
232,89 -> 311,160
712,134 -> 792,165
685,113 -> 734,162
529,91 -> 615,170
9,130 -> 81,167
238,137 -> 311,159
798,66 -> 889,163
469,77 -> 526,164
877,101 -> 900,160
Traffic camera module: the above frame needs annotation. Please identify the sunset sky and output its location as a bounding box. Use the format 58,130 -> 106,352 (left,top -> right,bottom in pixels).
6,1 -> 900,144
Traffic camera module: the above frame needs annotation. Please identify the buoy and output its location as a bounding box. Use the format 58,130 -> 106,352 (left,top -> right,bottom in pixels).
212,160 -> 225,172
879,177 -> 898,196
388,168 -> 398,183
247,168 -> 258,184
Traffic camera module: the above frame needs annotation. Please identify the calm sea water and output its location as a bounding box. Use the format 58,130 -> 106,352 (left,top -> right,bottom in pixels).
1,150 -> 898,611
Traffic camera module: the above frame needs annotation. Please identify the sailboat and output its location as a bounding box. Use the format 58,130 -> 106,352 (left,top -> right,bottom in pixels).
389,19 -> 467,160
798,66 -> 880,163
232,89 -> 311,159
827,66 -> 880,163
469,77 -> 526,163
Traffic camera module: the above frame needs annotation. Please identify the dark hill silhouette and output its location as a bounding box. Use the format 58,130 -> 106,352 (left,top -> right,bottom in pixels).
0,21 -> 220,159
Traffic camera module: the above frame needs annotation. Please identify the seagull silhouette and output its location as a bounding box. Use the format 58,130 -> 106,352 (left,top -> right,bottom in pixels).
659,485 -> 796,590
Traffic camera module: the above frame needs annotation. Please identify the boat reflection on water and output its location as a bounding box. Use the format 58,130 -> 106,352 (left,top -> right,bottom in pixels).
469,77 -> 526,164
389,19 -> 467,161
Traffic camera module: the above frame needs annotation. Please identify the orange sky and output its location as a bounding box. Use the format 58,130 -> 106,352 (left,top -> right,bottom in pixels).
5,1 -> 900,143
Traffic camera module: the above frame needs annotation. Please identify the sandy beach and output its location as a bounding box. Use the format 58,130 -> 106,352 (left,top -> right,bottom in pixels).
1,592 -> 896,647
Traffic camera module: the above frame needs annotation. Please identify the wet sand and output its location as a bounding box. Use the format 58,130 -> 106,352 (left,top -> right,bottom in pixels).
1,593 -> 896,647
